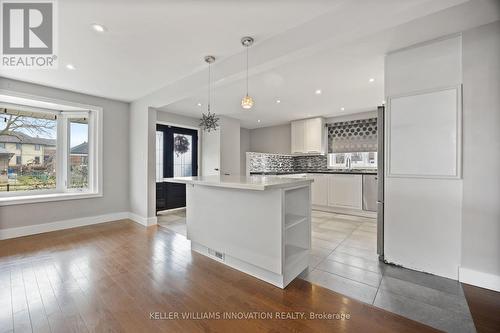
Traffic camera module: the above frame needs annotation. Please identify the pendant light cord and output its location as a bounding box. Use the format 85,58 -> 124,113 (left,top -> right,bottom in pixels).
208,62 -> 211,113
246,46 -> 249,96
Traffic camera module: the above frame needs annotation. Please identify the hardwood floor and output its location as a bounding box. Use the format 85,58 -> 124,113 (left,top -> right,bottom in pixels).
463,284 -> 500,333
0,220 -> 439,332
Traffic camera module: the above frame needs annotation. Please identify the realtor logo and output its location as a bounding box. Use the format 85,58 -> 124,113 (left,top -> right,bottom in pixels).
1,0 -> 57,68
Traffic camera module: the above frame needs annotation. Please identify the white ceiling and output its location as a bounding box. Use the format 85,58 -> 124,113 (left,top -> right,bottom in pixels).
2,0 -> 499,129
164,47 -> 385,128
1,0 -> 341,101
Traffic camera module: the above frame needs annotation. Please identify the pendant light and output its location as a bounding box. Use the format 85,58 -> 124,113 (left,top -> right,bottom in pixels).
199,55 -> 220,132
241,36 -> 254,110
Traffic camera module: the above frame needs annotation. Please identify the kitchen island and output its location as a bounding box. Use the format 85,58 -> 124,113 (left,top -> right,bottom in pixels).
164,175 -> 313,288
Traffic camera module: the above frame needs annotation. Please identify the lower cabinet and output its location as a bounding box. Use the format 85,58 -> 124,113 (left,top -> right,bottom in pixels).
327,174 -> 363,210
311,174 -> 328,206
310,173 -> 365,211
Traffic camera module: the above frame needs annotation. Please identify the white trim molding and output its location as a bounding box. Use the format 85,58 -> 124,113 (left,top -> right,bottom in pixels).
0,212 -> 159,240
0,211 -> 130,240
128,213 -> 158,227
386,85 -> 463,180
459,267 -> 500,292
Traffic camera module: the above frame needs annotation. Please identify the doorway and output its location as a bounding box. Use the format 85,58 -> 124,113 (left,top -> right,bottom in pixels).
156,124 -> 198,212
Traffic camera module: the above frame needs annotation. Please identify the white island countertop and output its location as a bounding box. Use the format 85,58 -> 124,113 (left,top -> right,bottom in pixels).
164,175 -> 313,191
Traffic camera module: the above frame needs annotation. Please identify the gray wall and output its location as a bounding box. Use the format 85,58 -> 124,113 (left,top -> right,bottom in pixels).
249,123 -> 291,154
248,113 -> 378,155
240,128 -> 250,175
461,21 -> 500,278
0,78 -> 130,229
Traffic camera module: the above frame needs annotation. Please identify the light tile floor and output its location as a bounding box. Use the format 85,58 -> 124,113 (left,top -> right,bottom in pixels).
302,210 -> 475,333
157,209 -> 187,236
158,208 -> 476,332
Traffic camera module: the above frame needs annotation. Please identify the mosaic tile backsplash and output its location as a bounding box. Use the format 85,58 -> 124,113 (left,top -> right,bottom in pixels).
247,152 -> 294,173
294,155 -> 328,172
247,152 -> 327,173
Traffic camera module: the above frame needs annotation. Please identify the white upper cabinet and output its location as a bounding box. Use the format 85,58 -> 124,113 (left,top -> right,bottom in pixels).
291,117 -> 325,154
291,120 -> 305,154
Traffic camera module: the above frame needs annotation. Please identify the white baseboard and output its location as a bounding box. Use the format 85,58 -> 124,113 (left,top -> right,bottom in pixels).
0,211 -> 130,240
128,213 -> 158,227
312,204 -> 377,218
459,267 -> 500,292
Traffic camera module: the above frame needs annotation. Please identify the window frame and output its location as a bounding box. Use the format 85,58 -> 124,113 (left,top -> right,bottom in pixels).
0,90 -> 103,206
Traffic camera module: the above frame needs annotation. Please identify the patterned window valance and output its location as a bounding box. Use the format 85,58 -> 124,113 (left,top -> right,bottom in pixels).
327,117 -> 378,153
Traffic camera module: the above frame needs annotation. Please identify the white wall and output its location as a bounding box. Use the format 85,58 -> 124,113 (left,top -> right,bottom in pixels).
249,123 -> 291,154
157,109 -> 200,128
220,116 -> 240,175
240,128 -> 250,175
325,110 -> 377,123
384,35 -> 463,279
0,78 -> 130,229
129,98 -> 153,222
201,128 -> 220,176
460,21 -> 500,291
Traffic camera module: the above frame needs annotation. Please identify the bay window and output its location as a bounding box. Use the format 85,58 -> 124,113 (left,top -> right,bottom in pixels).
0,97 -> 101,205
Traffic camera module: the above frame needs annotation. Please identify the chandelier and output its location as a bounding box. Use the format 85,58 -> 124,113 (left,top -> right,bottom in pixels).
199,55 -> 220,132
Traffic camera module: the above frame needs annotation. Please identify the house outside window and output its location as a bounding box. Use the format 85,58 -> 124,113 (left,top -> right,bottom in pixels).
0,143 -> 5,148
16,156 -> 21,165
35,144 -> 41,151
34,156 -> 40,164
16,143 -> 21,150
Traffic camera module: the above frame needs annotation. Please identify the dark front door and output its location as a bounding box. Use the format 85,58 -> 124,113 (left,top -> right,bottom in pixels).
156,125 -> 198,212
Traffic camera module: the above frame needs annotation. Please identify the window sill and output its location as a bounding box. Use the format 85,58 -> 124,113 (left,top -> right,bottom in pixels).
0,192 -> 102,206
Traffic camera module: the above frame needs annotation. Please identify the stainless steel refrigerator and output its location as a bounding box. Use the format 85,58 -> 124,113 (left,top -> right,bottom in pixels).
377,106 -> 385,261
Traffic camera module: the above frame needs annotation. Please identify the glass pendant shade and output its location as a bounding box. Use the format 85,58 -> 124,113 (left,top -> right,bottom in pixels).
241,94 -> 254,110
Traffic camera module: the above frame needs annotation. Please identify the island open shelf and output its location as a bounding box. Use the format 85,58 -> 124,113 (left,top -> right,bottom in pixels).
164,175 -> 312,288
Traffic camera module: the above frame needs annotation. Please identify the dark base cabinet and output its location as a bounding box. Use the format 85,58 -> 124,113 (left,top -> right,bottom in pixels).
156,182 -> 186,212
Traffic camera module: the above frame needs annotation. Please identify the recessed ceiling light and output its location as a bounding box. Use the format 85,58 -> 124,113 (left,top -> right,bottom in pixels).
340,107 -> 345,111
91,24 -> 106,32
315,89 -> 322,95
276,99 -> 281,104
197,102 -> 202,106
66,64 -> 75,70
369,78 -> 375,83
257,119 -> 261,123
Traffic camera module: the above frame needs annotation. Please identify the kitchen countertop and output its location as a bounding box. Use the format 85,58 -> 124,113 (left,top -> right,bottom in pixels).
164,175 -> 313,191
250,170 -> 377,175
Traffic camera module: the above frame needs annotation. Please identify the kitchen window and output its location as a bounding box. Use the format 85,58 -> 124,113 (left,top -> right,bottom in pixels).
0,96 -> 102,205
328,152 -> 377,169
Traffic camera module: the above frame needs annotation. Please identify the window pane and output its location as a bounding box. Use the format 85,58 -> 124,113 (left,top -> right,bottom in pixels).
0,110 -> 57,192
156,131 -> 164,182
69,118 -> 89,189
173,134 -> 192,177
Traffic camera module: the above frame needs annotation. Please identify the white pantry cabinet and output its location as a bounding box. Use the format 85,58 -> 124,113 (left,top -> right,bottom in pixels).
327,174 -> 363,209
310,174 -> 328,206
291,117 -> 325,154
